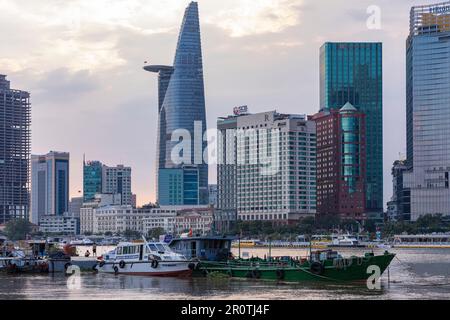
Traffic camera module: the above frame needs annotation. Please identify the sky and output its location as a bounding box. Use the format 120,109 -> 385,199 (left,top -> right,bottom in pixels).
0,0 -> 437,207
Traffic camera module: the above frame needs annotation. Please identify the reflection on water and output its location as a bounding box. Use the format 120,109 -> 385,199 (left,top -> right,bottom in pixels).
1,248 -> 450,300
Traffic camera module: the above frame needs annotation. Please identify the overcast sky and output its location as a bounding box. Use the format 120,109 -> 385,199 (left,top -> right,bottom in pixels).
0,0 -> 436,207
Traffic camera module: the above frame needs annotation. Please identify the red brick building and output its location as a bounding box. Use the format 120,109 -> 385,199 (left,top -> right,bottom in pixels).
311,102 -> 366,221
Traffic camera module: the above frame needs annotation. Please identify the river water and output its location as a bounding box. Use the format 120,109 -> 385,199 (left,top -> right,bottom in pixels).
1,247 -> 449,300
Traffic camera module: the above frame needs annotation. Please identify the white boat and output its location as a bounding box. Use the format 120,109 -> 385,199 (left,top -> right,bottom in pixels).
70,238 -> 94,246
95,237 -> 195,277
392,234 -> 450,248
330,234 -> 360,247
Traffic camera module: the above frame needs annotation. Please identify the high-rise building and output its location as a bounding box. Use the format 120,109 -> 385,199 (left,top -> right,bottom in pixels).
320,42 -> 383,215
83,160 -> 102,202
217,110 -> 317,224
0,75 -> 31,224
312,102 -> 366,221
403,1 -> 450,220
208,184 -> 217,207
388,160 -> 410,221
158,166 -> 200,206
102,164 -> 132,206
144,1 -> 208,205
69,196 -> 83,218
30,152 -> 70,224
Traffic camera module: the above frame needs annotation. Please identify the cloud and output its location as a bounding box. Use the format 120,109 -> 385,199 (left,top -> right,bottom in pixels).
206,0 -> 303,37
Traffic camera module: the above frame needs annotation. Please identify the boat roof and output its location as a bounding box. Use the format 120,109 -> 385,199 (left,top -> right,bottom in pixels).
169,236 -> 235,243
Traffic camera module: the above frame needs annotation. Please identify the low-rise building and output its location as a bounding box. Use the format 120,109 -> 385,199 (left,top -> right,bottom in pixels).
39,213 -> 79,235
80,193 -> 121,235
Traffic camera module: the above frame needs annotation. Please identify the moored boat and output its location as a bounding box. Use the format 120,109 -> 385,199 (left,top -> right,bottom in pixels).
95,237 -> 195,277
195,250 -> 395,283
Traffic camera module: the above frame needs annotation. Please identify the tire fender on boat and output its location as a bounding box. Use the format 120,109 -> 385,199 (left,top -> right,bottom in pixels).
252,269 -> 261,279
113,266 -> 119,275
276,269 -> 285,280
151,259 -> 159,269
99,260 -> 106,268
188,262 -> 196,270
310,262 -> 324,275
64,262 -> 71,271
119,260 -> 126,269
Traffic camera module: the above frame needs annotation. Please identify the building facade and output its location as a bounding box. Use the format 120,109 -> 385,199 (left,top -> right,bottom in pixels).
30,152 -> 69,225
158,166 -> 200,206
208,184 -> 217,207
0,75 -> 30,224
80,193 -> 122,235
320,42 -> 383,215
312,103 -> 366,221
144,2 -> 208,206
102,165 -> 132,206
388,160 -> 410,221
217,110 -> 316,224
216,115 -> 238,232
403,1 -> 450,220
69,196 -> 83,218
83,160 -> 102,202
39,213 -> 79,235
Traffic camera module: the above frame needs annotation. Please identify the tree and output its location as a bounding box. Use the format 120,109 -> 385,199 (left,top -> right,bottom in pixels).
147,228 -> 165,240
4,218 -> 31,240
123,229 -> 141,240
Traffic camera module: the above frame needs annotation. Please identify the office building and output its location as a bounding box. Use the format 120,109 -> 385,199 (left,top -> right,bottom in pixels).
144,2 -> 208,205
403,1 -> 450,220
312,102 -> 366,221
158,166 -> 200,206
320,42 -> 383,215
0,75 -> 30,223
80,193 -> 121,235
30,152 -> 69,225
102,164 -> 132,206
83,160 -> 102,202
39,213 -> 79,235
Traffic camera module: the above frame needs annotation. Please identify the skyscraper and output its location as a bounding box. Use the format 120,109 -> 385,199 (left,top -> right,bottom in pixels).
0,75 -> 30,224
83,160 -> 103,202
144,1 -> 208,205
30,151 -> 69,224
312,102 -> 366,221
320,42 -> 383,215
403,1 -> 450,220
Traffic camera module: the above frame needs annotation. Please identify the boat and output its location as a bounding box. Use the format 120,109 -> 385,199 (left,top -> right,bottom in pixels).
329,234 -> 363,247
168,236 -> 234,261
195,250 -> 395,283
95,237 -> 195,276
392,234 -> 450,248
70,238 -> 94,246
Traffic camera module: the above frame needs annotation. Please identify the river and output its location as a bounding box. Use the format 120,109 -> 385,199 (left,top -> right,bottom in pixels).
1,247 -> 449,300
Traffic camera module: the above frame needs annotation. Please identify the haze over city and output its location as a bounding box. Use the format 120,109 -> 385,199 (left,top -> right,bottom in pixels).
0,0 -> 429,206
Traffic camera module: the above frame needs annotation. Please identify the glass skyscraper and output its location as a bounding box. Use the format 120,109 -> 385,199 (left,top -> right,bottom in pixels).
320,42 -> 383,214
144,2 -> 208,205
83,160 -> 102,202
30,152 -> 69,224
403,1 -> 450,220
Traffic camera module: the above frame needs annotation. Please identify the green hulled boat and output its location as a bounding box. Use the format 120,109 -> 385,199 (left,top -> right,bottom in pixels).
194,250 -> 395,283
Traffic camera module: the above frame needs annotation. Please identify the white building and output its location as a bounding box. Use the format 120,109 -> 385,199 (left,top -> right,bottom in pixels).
80,193 -> 121,235
102,165 -> 132,206
218,110 -> 316,224
39,213 -> 79,235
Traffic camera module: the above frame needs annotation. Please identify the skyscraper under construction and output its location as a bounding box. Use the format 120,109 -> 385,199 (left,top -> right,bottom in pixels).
0,75 -> 31,224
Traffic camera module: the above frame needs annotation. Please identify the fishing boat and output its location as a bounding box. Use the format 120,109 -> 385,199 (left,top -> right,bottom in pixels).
169,236 -> 234,261
95,237 -> 195,276
195,249 -> 395,282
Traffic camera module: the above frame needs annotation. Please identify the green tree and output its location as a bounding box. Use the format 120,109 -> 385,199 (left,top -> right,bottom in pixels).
123,229 -> 141,240
147,228 -> 165,240
4,218 -> 31,240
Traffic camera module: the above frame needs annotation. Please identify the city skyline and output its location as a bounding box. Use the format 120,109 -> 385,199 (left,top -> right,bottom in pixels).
0,0 -> 430,207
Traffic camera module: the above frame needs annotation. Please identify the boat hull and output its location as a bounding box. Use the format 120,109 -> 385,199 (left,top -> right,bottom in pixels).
96,260 -> 193,277
196,253 -> 395,283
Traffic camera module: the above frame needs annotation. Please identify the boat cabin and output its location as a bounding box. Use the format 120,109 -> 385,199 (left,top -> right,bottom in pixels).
105,241 -> 186,262
169,236 -> 233,261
